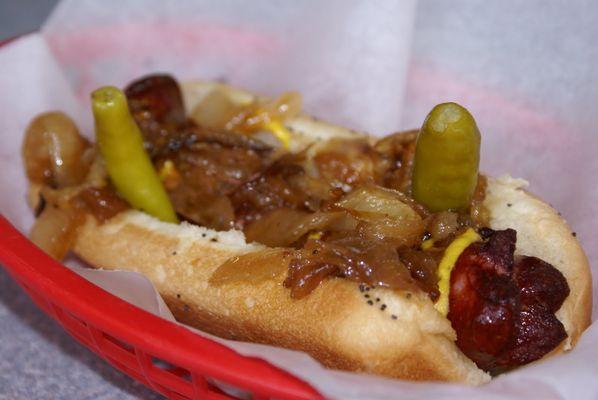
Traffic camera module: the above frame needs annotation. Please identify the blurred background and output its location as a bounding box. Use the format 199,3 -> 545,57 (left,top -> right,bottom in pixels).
0,0 -> 57,39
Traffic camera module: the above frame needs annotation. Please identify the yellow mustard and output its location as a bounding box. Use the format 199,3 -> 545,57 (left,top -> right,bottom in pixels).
434,228 -> 481,316
262,119 -> 292,149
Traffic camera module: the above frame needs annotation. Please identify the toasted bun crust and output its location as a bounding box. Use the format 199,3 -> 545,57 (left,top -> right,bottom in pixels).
484,176 -> 592,350
70,81 -> 591,385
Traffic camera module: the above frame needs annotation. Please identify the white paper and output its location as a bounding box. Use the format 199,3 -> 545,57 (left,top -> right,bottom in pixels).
0,1 -> 596,398
42,0 -> 416,136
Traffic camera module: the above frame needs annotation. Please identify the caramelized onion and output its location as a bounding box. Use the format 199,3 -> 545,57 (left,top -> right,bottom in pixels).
310,138 -> 380,191
470,174 -> 490,227
244,208 -> 357,247
22,113 -> 114,257
398,248 -> 440,300
77,186 -> 130,222
286,236 -> 419,299
231,152 -> 322,228
336,185 -> 424,247
210,248 -> 292,286
374,130 -> 418,193
427,211 -> 460,242
22,112 -> 92,188
29,205 -> 84,260
190,89 -> 248,131
227,92 -> 303,134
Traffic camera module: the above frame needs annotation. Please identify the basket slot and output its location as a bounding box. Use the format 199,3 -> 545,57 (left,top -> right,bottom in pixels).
133,351 -> 243,399
52,303 -> 87,326
136,349 -> 194,398
86,326 -> 139,371
50,304 -> 96,348
102,332 -> 135,353
152,357 -> 192,382
107,356 -> 153,388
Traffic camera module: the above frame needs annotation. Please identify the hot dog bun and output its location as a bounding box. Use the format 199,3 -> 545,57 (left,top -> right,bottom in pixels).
70,81 -> 592,385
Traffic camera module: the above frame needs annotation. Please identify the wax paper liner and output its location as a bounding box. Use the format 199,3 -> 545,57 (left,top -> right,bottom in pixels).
1,1 -> 597,398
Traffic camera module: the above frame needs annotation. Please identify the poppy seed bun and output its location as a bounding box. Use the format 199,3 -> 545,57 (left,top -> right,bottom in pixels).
69,81 -> 591,384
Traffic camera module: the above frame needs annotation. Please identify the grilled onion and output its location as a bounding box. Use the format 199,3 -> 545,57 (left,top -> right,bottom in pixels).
336,185 -> 425,247
22,112 -> 92,188
29,205 -> 83,260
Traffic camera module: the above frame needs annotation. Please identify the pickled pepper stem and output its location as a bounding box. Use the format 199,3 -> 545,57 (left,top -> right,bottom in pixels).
92,86 -> 178,223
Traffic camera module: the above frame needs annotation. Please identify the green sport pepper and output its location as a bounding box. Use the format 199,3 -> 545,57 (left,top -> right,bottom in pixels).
92,86 -> 178,223
411,102 -> 481,212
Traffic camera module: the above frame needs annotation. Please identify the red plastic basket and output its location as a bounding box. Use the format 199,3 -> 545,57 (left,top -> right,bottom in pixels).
0,215 -> 322,399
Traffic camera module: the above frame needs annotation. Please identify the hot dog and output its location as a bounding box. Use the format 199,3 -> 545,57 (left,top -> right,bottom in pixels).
22,75 -> 592,384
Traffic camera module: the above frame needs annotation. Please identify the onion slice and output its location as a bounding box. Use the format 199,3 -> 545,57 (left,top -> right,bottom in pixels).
29,205 -> 84,260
